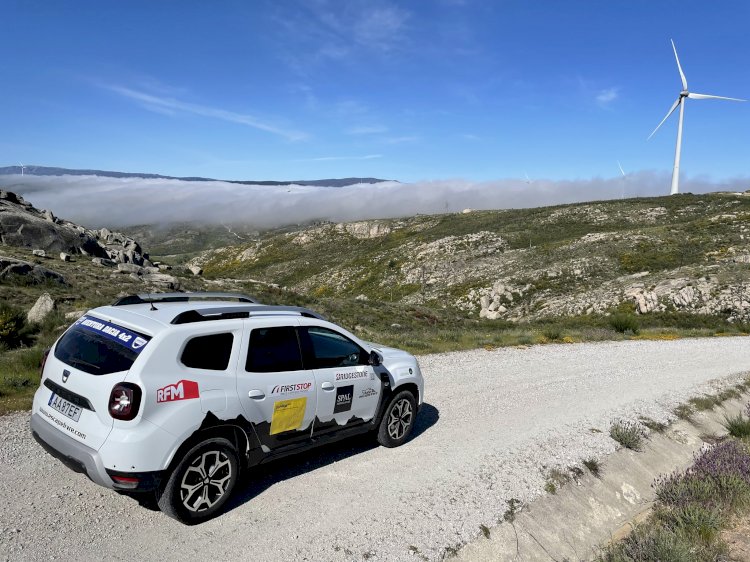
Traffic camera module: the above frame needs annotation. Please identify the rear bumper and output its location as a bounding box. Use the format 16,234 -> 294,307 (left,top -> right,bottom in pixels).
31,412 -> 114,489
31,413 -> 164,492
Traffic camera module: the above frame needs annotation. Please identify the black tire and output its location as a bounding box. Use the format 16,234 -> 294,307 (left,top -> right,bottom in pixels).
377,390 -> 417,448
157,437 -> 239,524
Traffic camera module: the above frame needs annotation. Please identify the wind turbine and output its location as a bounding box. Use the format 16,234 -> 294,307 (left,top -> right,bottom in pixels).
648,39 -> 745,195
524,171 -> 533,185
617,160 -> 626,199
18,162 -> 25,176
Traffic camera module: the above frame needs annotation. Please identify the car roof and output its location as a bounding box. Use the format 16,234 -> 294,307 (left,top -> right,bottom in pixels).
86,294 -> 327,337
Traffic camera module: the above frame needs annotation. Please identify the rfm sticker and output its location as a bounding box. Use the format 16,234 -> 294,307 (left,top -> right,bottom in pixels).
157,380 -> 199,403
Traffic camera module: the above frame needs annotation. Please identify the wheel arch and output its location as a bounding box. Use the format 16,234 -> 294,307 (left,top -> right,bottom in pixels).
164,422 -> 252,476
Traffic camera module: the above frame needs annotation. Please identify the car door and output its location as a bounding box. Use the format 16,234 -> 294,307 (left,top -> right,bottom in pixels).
299,323 -> 381,437
236,320 -> 317,450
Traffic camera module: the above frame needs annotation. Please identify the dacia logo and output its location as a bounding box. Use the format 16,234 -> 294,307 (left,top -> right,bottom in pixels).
62,369 -> 70,383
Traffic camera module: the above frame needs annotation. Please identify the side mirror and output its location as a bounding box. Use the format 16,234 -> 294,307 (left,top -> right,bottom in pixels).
368,350 -> 382,367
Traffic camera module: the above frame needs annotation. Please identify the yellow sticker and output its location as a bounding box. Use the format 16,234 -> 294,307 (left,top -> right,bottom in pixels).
270,397 -> 307,435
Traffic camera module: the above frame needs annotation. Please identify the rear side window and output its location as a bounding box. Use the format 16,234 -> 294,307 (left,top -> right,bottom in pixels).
54,316 -> 151,376
246,326 -> 303,373
181,333 -> 234,371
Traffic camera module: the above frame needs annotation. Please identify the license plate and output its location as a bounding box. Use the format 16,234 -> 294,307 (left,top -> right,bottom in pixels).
48,393 -> 82,422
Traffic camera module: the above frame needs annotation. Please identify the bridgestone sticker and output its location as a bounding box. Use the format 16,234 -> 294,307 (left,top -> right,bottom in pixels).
335,371 -> 369,382
334,385 -> 353,413
270,397 -> 307,435
74,316 -> 150,353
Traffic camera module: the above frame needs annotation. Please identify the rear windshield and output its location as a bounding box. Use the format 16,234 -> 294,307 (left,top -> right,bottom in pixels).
53,315 -> 151,375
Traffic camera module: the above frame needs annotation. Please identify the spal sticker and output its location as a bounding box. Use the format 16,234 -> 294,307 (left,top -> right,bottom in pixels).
270,397 -> 307,435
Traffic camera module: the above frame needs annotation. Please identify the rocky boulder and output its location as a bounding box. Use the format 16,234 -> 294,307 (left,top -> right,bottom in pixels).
27,293 -> 55,324
0,256 -> 67,285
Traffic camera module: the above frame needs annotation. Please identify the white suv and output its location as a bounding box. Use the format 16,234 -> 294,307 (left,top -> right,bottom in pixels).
31,292 -> 424,523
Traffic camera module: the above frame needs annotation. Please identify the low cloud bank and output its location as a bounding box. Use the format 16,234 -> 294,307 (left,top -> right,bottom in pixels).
2,173 -> 748,230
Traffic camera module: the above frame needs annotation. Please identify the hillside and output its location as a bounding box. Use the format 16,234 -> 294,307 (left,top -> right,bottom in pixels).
197,192 -> 750,324
4,189 -> 750,413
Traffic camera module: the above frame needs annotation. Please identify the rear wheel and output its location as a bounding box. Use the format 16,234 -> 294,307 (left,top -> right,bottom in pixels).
157,437 -> 238,524
377,390 -> 417,448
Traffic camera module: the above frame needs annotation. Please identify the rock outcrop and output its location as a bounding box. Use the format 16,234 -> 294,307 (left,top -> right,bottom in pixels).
0,256 -> 67,285
0,190 -> 148,266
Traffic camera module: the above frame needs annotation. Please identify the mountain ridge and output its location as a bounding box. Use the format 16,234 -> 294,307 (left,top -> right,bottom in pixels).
0,165 -> 392,187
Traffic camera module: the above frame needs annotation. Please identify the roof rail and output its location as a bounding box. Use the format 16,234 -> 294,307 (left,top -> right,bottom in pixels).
112,292 -> 259,306
170,305 -> 327,325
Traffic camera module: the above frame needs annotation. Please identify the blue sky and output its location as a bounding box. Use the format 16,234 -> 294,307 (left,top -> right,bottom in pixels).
2,0 -> 749,183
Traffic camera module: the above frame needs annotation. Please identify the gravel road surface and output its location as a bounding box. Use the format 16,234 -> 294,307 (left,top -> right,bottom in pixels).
2,338 -> 750,561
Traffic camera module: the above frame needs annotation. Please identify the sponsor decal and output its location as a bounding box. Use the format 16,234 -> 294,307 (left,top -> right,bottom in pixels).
271,382 -> 312,395
75,316 -> 150,353
358,387 -> 377,399
40,407 -> 87,440
334,371 -> 369,382
157,380 -> 200,403
334,385 -> 353,413
62,369 -> 70,383
270,397 -> 307,435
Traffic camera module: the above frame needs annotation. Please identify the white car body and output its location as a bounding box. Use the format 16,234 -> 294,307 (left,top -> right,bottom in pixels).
31,293 -> 423,520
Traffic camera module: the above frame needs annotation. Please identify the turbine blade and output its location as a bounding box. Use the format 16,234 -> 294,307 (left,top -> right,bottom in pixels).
648,98 -> 681,140
688,92 -> 746,102
671,39 -> 688,90
618,161 -> 626,177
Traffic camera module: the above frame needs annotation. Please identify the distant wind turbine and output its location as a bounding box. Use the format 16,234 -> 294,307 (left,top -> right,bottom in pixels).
524,172 -> 533,185
617,160 -> 626,199
648,39 -> 745,195
18,162 -> 25,176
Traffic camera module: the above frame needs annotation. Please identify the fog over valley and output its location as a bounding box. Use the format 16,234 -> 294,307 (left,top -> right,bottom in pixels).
2,173 -> 748,230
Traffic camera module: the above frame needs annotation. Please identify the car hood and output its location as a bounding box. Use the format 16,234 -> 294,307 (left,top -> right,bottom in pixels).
366,342 -> 414,361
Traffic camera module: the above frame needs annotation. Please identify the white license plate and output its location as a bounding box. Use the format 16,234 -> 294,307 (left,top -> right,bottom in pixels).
48,393 -> 82,422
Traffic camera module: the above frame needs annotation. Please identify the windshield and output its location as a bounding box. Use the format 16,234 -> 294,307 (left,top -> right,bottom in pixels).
53,316 -> 151,375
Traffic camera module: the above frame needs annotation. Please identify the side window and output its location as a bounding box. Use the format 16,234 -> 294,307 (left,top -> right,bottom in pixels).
246,326 -> 304,373
306,326 -> 367,369
181,333 -> 234,371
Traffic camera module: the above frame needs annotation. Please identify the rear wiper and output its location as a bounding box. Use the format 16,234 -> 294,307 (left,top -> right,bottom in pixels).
68,358 -> 101,371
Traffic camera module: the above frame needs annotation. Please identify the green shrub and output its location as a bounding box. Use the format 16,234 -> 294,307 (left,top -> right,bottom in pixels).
0,302 -> 32,349
723,413 -> 750,439
609,313 -> 640,334
583,458 -> 601,478
541,325 -> 563,341
610,420 -> 645,451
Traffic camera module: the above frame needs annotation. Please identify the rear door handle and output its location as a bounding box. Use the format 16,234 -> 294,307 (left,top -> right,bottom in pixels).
248,389 -> 265,399
321,382 -> 335,391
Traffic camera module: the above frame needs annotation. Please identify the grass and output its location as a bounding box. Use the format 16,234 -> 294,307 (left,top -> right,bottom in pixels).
639,416 -> 668,433
674,404 -> 694,420
583,458 -> 602,478
723,411 -> 750,439
610,420 -> 646,451
689,395 -> 722,412
544,468 -> 571,494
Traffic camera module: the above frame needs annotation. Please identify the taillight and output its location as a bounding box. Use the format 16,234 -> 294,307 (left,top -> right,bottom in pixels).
108,383 -> 142,421
110,475 -> 140,489
39,347 -> 50,378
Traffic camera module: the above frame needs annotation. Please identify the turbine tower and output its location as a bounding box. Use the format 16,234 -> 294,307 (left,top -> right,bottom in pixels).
18,162 -> 25,176
648,39 -> 745,195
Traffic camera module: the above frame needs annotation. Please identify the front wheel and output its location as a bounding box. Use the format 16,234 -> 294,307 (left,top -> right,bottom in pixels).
157,437 -> 239,524
377,390 -> 417,448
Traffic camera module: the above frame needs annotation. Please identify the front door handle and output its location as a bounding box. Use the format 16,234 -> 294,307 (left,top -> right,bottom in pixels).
248,389 -> 265,399
321,382 -> 335,391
